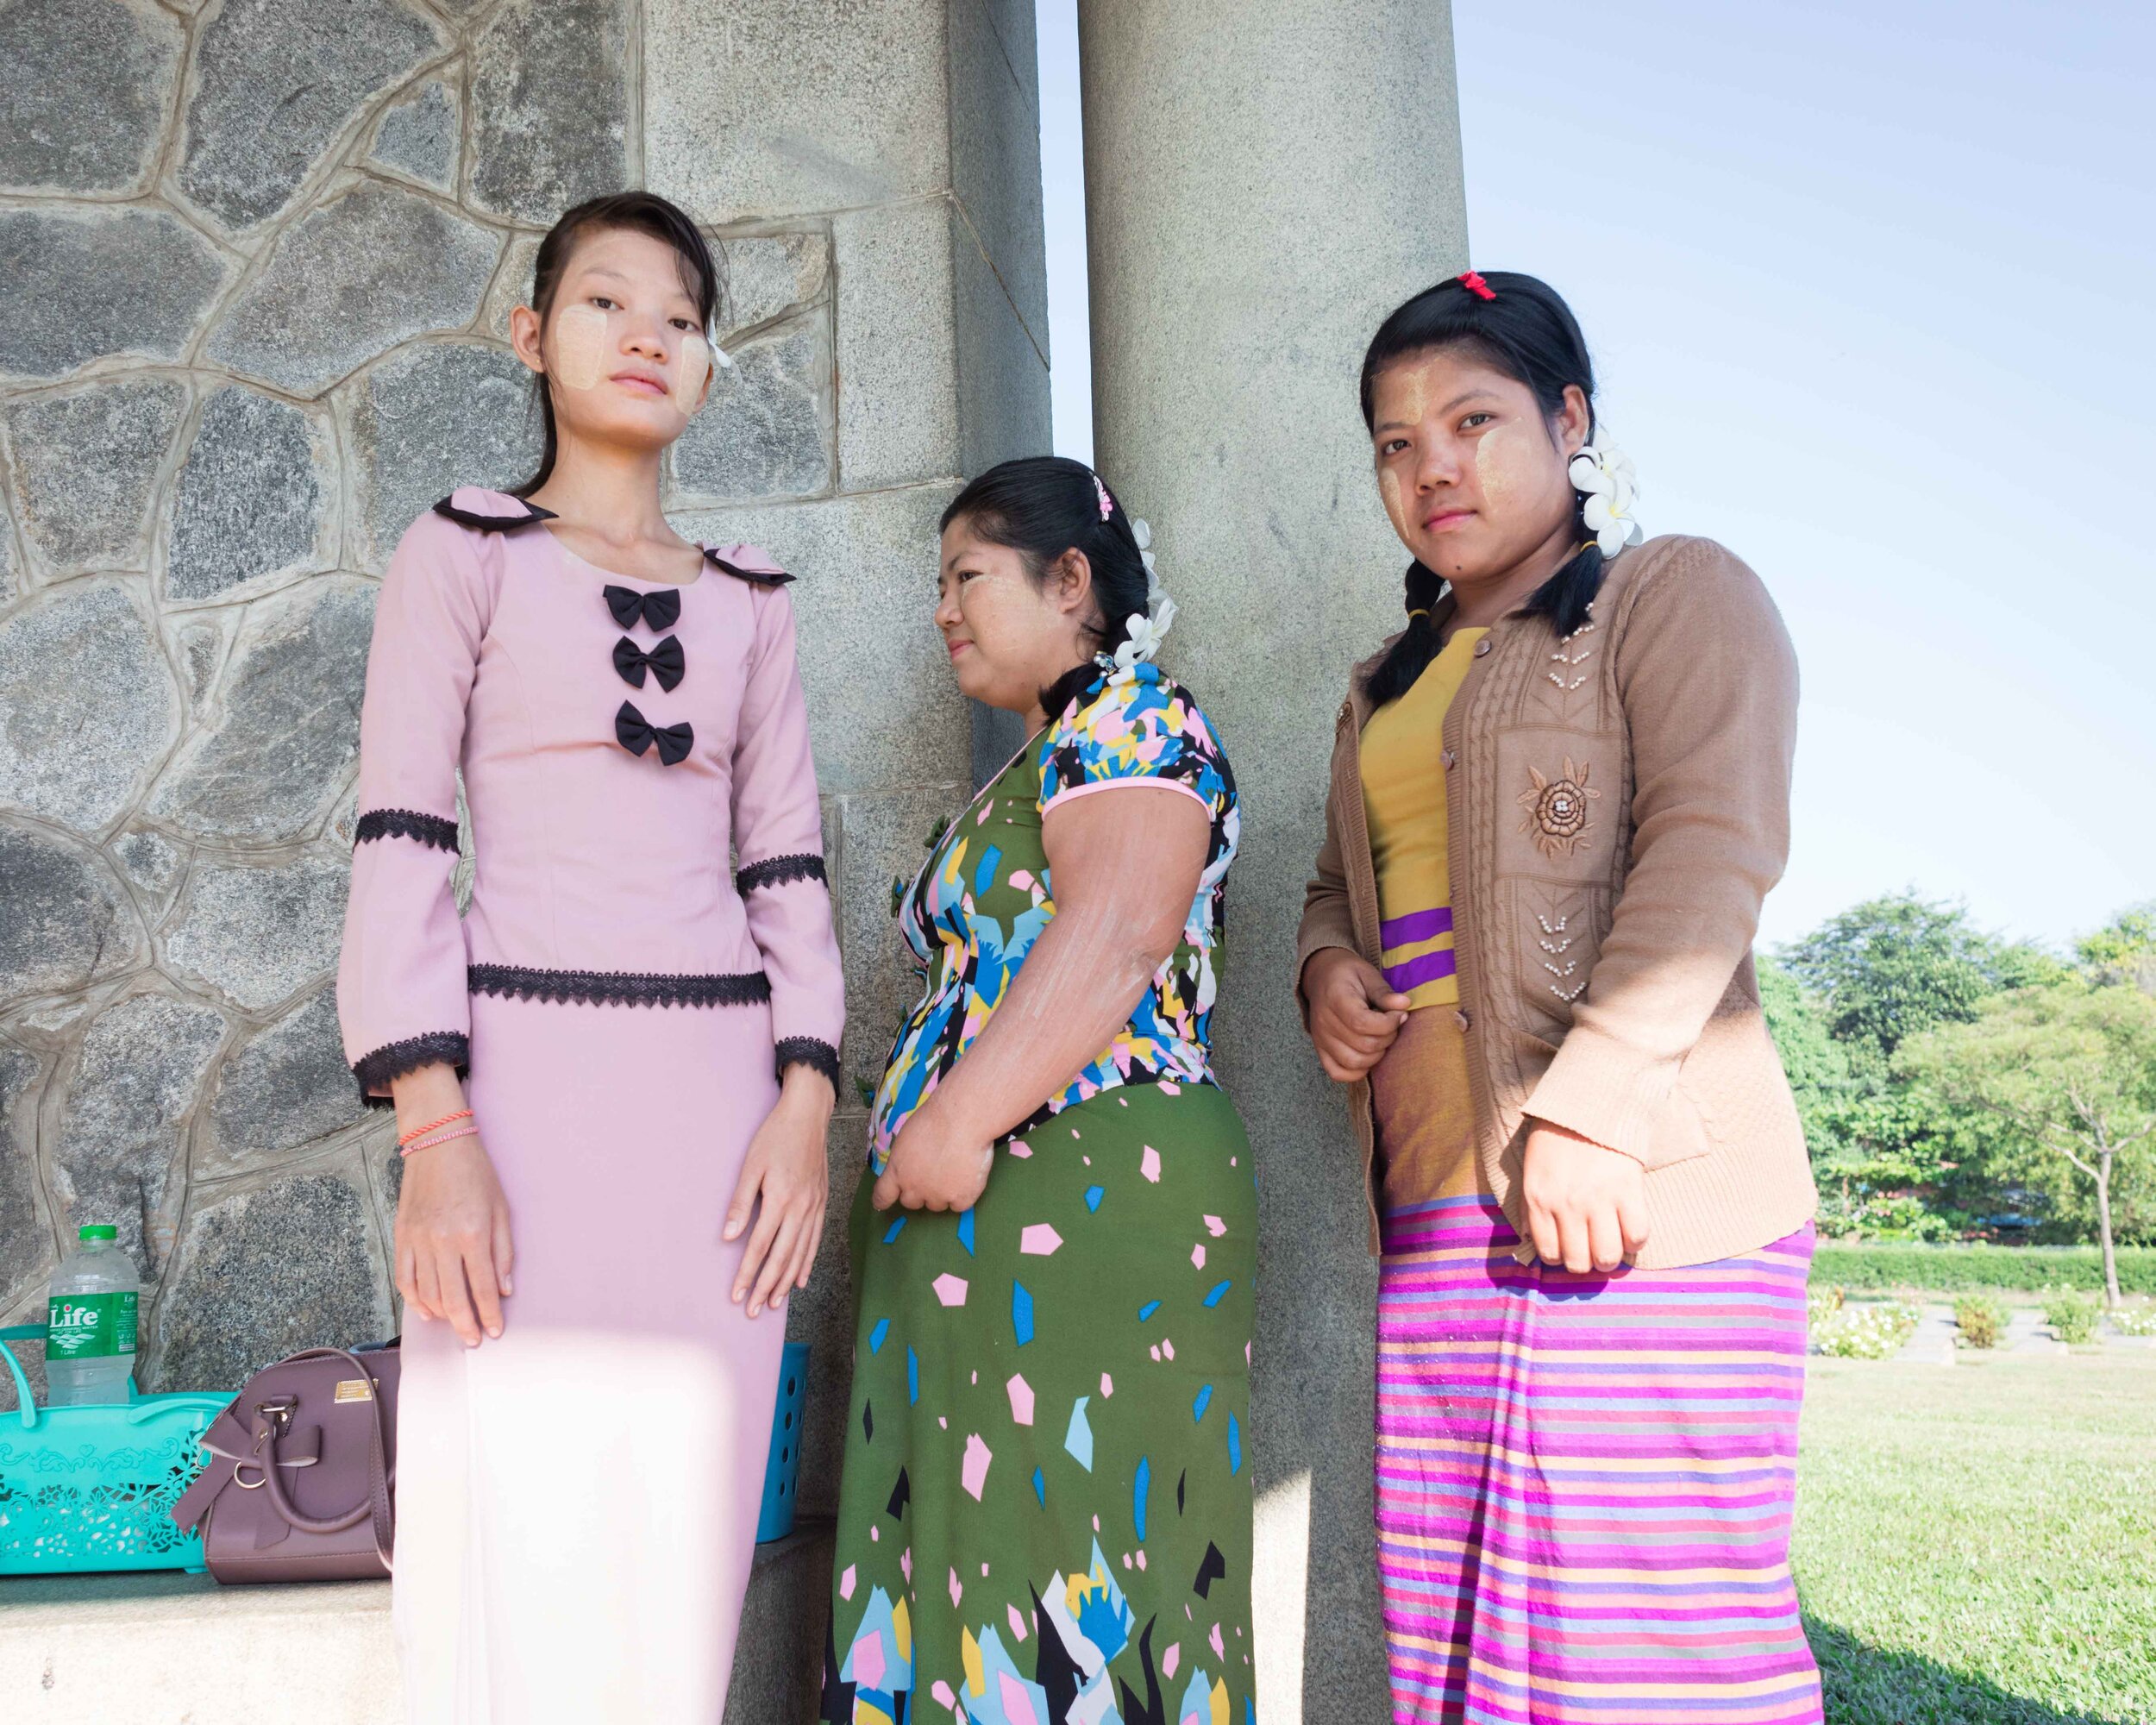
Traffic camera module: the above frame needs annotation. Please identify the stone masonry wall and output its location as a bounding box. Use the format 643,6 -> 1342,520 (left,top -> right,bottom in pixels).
0,0 -> 1052,1575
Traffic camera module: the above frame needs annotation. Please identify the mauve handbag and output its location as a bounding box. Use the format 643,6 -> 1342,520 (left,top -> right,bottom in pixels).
169,1341 -> 398,1583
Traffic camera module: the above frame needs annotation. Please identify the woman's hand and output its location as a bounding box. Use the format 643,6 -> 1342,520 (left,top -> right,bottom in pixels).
872,1090 -> 994,1214
396,1133 -> 515,1348
724,1069 -> 835,1319
1301,947 -> 1411,1082
1520,1120 -> 1649,1272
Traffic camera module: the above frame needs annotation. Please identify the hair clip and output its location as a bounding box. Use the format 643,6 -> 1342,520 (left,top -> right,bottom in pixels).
1091,474 -> 1113,521
1457,270 -> 1495,301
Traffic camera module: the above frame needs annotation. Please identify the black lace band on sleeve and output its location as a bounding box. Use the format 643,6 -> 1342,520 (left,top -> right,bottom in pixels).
354,808 -> 461,853
351,1031 -> 471,1106
736,853 -> 828,894
774,1037 -> 842,1090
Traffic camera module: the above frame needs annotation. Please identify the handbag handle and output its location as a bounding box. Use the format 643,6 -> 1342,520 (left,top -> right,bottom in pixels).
244,1347 -> 396,1569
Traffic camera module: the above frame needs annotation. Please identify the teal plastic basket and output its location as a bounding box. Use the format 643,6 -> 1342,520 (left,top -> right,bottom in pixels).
0,1323 -> 232,1576
755,1341 -> 809,1543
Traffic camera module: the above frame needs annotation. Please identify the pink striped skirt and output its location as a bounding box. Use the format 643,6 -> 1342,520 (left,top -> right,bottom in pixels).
1376,1195 -> 1822,1725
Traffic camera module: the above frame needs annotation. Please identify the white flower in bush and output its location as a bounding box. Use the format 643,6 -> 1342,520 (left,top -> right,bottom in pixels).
1808,1300 -> 1920,1359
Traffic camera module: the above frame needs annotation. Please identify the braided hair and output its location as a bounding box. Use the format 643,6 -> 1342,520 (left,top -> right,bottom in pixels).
940,456 -> 1154,724
1360,271 -> 1604,708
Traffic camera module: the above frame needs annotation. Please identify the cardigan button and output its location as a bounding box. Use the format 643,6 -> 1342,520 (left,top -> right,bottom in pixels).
1455,1008 -> 1473,1032
1440,748 -> 1457,770
1472,637 -> 1492,656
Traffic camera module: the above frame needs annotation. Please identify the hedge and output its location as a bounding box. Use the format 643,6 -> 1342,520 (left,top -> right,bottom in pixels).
1811,1240 -> 2156,1295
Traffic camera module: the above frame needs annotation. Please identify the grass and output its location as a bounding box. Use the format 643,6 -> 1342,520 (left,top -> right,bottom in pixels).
1796,1348 -> 2156,1723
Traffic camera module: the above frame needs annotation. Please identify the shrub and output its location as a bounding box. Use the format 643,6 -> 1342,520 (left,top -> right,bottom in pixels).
2109,1302 -> 2156,1338
1953,1293 -> 2005,1349
1811,1301 -> 1920,1359
1810,1241 -> 2156,1295
2042,1288 -> 2101,1346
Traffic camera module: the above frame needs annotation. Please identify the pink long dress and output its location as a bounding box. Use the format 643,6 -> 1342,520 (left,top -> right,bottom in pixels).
336,486 -> 843,1723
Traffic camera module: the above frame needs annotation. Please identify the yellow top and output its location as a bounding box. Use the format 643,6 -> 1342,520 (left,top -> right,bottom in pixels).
1359,627 -> 1486,1009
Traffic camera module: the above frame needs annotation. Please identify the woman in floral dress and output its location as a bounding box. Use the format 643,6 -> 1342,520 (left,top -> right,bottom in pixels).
824,457 -> 1257,1725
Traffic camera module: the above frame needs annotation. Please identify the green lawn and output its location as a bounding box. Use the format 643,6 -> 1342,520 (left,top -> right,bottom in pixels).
1797,1349 -> 2156,1724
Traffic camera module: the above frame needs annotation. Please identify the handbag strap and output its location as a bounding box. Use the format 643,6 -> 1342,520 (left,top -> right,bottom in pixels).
252,1347 -> 395,1569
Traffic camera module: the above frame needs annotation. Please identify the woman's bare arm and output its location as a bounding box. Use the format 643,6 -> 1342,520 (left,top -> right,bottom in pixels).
871,785 -> 1210,1209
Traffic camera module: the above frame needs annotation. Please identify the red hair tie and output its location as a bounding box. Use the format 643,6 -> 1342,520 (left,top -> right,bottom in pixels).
1457,269 -> 1495,301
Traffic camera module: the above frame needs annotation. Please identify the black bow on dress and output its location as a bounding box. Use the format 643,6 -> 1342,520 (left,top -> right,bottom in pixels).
616,700 -> 694,765
603,584 -> 682,632
612,633 -> 686,692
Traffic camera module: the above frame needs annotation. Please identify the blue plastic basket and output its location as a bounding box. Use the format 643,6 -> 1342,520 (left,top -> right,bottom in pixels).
755,1341 -> 809,1543
0,1323 -> 232,1576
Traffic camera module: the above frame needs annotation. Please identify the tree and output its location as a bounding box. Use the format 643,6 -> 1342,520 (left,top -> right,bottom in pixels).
1900,984 -> 2156,1305
1781,892 -> 2044,1070
1757,957 -> 1852,1154
2078,901 -> 2156,995
1783,893 -> 1977,1065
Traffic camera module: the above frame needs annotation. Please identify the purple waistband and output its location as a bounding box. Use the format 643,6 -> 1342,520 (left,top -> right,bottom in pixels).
1379,905 -> 1453,950
1384,947 -> 1457,994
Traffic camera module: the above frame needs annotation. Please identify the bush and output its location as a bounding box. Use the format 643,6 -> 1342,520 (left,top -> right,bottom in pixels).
1810,1240 -> 2156,1295
2042,1289 -> 2101,1345
1953,1293 -> 2005,1349
2110,1302 -> 2156,1338
1811,1301 -> 1920,1359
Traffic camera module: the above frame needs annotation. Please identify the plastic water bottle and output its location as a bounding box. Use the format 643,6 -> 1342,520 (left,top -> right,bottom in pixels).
45,1224 -> 140,1407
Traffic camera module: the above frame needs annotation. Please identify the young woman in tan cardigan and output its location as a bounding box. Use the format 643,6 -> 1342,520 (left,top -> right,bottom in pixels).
1296,272 -> 1823,1725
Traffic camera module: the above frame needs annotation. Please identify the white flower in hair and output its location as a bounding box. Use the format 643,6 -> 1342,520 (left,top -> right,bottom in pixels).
1092,518 -> 1175,672
1568,434 -> 1642,557
1132,517 -> 1160,599
1114,595 -> 1177,669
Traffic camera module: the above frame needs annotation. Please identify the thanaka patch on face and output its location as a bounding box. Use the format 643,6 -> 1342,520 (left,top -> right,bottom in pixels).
1377,462 -> 1411,543
550,302 -> 609,391
1474,417 -> 1526,511
669,333 -> 710,415
548,302 -> 711,417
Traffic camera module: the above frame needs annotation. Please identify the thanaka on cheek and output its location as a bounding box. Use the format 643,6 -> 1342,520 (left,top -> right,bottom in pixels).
552,303 -> 607,390
669,335 -> 710,414
1378,464 -> 1407,538
1473,418 -> 1528,514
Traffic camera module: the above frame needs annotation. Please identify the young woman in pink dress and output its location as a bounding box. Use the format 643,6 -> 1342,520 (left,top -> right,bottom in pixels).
336,191 -> 842,1722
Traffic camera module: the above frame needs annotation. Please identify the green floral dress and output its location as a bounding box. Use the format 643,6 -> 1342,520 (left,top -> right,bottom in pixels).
826,665 -> 1257,1725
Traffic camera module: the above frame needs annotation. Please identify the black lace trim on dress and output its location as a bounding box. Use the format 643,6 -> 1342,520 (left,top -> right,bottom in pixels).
467,964 -> 772,1008
774,1037 -> 841,1089
351,1031 -> 470,1107
431,495 -> 557,532
353,807 -> 460,853
736,852 -> 828,894
703,548 -> 793,586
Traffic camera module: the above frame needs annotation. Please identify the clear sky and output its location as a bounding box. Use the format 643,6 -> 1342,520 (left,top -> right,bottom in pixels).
1034,0 -> 2154,953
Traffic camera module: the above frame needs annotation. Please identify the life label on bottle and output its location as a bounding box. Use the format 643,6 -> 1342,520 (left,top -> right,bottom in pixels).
46,1291 -> 138,1360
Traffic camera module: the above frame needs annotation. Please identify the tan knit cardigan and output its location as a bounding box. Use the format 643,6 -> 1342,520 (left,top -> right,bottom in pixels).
1295,535 -> 1818,1267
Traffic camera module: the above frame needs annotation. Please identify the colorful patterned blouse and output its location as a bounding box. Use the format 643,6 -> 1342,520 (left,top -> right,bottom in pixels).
868,662 -> 1238,1170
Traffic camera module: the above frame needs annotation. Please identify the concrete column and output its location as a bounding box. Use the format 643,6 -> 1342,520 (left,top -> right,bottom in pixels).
1078,5 -> 1469,1718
